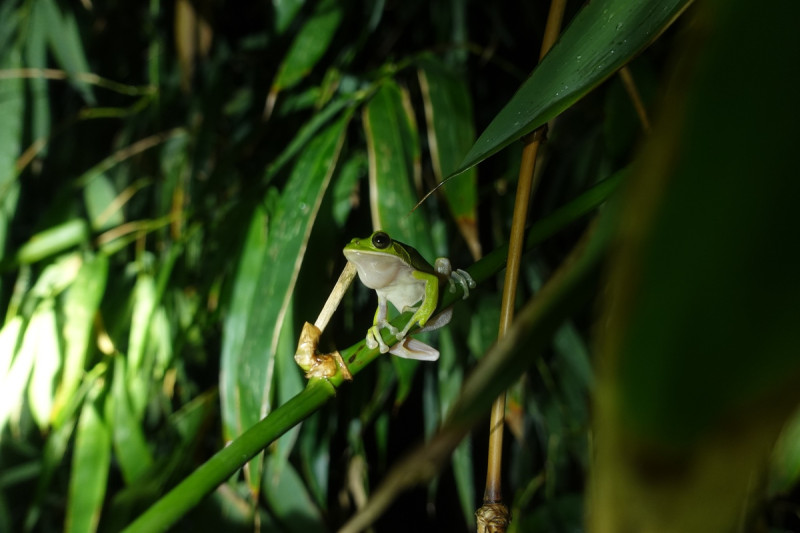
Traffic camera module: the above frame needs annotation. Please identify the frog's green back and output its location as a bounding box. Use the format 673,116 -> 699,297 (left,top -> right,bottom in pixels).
392,238 -> 435,274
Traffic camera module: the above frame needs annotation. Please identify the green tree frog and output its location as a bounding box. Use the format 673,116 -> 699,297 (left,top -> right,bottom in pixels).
343,231 -> 475,361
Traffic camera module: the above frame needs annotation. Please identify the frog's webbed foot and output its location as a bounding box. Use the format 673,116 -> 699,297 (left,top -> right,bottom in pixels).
389,337 -> 440,361
433,258 -> 475,300
366,324 -> 392,353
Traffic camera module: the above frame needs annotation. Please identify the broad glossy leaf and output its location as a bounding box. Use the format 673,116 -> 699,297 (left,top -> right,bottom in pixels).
0,304 -> 51,433
26,0 -> 51,151
272,300 -> 303,465
84,174 -> 124,231
266,96 -> 350,181
332,150 -> 367,227
273,0 -> 305,34
456,0 -> 691,174
109,357 -> 154,485
127,272 -> 157,417
66,384 -> 110,533
14,219 -> 89,265
0,49 -> 23,262
0,317 -> 22,382
40,0 -> 95,104
54,253 -> 108,425
271,0 -> 342,92
262,456 -> 325,532
417,55 -> 480,258
27,301 -> 61,430
220,113 -> 349,470
363,80 -> 429,254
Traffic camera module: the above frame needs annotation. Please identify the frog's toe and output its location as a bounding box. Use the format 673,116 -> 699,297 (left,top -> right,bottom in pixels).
365,334 -> 378,350
448,269 -> 475,299
366,328 -> 391,353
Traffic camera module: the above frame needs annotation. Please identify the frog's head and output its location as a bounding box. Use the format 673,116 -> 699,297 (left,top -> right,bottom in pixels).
344,231 -> 398,255
343,231 -> 415,288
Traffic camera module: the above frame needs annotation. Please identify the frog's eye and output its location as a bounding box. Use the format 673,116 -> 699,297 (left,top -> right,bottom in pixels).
372,231 -> 391,249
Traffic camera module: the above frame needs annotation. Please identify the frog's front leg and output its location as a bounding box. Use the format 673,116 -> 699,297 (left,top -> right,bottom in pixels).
397,270 -> 440,339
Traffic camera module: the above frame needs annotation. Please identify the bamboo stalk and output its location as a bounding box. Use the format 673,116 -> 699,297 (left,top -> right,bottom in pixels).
477,1 -> 567,530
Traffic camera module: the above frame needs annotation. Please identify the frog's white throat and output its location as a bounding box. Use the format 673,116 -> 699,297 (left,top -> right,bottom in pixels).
344,249 -> 407,290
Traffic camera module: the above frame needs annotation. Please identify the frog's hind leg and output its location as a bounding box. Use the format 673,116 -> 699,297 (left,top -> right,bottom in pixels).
389,337 -> 439,361
367,295 -> 395,353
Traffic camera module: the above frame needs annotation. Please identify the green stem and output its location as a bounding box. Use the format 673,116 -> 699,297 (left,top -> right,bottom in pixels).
122,379 -> 335,533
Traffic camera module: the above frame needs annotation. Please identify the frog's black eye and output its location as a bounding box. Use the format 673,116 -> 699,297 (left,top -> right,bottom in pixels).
372,231 -> 391,249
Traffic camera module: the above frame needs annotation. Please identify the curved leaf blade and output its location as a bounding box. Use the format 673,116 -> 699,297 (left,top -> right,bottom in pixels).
220,112 -> 350,448
66,383 -> 111,533
455,0 -> 691,175
0,47 -> 23,264
363,80 -> 429,253
271,0 -> 342,92
417,55 -> 480,258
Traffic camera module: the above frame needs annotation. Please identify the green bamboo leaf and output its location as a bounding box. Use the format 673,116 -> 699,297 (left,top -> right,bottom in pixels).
297,411 -> 332,509
456,0 -> 691,174
770,408 -> 800,496
363,81 -> 429,254
0,49 -> 23,264
220,112 -> 350,487
54,253 -> 108,426
266,96 -> 350,181
147,305 -> 172,379
272,299 -> 303,465
273,0 -> 306,34
109,357 -> 154,485
24,365 -> 103,532
262,458 -> 325,532
271,0 -> 342,92
452,437 -> 475,526
417,55 -> 480,258
0,315 -> 23,376
13,219 -> 89,265
0,304 -> 51,433
332,150 -> 367,227
84,174 -> 124,231
27,301 -> 61,430
437,330 -> 474,525
127,272 -> 157,417
66,383 -> 111,533
40,0 -> 95,104
0,1 -> 19,53
26,0 -> 51,150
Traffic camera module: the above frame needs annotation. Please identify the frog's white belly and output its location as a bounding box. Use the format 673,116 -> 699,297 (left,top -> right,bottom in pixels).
344,249 -> 426,312
376,270 -> 425,312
